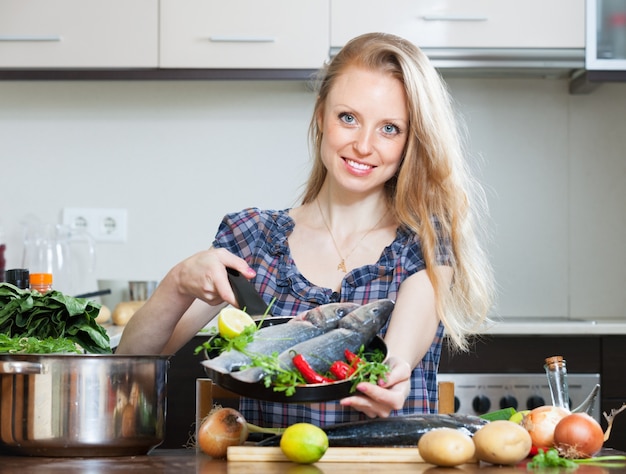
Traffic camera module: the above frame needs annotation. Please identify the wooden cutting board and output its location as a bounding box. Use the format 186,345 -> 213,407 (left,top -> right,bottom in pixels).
227,446 -> 425,463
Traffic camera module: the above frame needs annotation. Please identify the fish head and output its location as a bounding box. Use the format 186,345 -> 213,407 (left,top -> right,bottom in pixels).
302,302 -> 360,330
339,299 -> 395,334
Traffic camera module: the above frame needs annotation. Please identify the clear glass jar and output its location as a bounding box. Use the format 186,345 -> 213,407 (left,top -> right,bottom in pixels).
29,272 -> 53,294
544,355 -> 570,410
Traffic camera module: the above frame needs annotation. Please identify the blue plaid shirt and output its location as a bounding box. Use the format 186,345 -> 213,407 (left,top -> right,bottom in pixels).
213,208 -> 447,428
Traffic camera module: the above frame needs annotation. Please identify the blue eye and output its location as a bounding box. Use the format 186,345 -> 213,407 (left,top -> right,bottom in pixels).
339,112 -> 356,124
383,123 -> 400,135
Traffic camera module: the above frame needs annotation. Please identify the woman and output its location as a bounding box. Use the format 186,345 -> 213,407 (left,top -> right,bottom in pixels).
117,32 -> 494,427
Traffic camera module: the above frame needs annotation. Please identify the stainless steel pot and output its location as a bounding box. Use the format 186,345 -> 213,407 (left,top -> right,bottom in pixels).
0,354 -> 169,457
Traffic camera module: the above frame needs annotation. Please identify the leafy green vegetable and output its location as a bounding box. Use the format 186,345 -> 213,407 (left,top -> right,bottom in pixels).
0,334 -> 81,354
480,407 -> 517,421
0,283 -> 111,354
528,448 -> 578,470
527,448 -> 626,470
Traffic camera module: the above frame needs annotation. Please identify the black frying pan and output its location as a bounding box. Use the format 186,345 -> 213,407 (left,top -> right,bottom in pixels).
203,317 -> 387,403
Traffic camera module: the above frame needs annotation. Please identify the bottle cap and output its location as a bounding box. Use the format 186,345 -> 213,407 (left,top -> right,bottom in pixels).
29,273 -> 53,286
6,268 -> 30,289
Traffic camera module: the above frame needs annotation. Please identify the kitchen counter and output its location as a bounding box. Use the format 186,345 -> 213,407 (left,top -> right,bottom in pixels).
482,318 -> 626,336
1,448 -> 624,474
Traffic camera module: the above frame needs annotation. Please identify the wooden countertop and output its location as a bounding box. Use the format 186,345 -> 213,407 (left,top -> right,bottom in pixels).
0,448 -> 624,474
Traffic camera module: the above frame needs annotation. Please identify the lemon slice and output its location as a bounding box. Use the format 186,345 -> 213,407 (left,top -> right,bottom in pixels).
217,307 -> 255,339
280,423 -> 329,464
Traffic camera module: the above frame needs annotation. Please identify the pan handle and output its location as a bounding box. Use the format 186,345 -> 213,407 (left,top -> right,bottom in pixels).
0,361 -> 45,375
226,268 -> 270,316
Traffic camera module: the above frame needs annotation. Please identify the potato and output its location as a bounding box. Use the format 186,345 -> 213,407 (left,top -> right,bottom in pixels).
473,420 -> 532,465
417,428 -> 476,467
95,304 -> 111,324
112,301 -> 145,326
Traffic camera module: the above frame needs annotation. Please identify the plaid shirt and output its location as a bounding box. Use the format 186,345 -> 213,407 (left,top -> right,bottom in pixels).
213,207 -> 447,428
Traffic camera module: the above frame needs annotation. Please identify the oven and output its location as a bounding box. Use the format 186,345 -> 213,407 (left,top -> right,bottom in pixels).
439,372 -> 601,423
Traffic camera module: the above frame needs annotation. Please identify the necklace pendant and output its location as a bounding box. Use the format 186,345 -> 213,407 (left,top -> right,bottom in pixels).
337,259 -> 347,273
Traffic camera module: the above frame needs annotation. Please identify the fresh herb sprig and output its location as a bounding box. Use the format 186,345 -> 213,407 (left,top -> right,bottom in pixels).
347,346 -> 389,391
196,323 -> 258,355
0,334 -> 81,354
195,299 -> 276,356
527,448 -> 578,470
527,448 -> 626,471
251,352 -> 307,397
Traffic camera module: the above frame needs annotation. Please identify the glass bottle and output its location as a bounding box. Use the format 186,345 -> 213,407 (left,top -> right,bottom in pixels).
544,355 -> 570,410
29,272 -> 53,294
5,268 -> 30,289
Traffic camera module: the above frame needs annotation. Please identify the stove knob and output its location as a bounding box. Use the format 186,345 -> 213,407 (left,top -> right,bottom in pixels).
454,396 -> 460,413
499,395 -> 518,410
472,395 -> 491,414
526,395 -> 545,410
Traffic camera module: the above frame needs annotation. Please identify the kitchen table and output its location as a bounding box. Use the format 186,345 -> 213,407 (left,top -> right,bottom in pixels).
1,448 -> 625,474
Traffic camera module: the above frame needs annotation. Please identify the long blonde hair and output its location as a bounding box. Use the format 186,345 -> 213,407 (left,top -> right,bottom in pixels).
302,32 -> 494,351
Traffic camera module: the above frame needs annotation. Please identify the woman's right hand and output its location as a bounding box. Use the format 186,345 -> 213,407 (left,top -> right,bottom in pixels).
171,247 -> 255,308
116,247 -> 254,355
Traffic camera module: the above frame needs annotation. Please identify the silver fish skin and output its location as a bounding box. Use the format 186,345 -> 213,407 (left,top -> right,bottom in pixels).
202,302 -> 359,374
231,299 -> 394,383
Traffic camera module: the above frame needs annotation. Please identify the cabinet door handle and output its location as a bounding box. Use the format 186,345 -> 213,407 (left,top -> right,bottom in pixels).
0,35 -> 62,42
209,36 -> 276,43
420,15 -> 488,22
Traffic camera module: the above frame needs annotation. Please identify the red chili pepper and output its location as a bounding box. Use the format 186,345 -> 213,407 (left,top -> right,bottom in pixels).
344,349 -> 363,367
329,360 -> 354,380
292,353 -> 334,384
528,446 -> 539,457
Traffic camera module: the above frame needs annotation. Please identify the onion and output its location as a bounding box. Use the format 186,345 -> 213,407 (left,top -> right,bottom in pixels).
521,405 -> 570,449
554,413 -> 604,459
197,407 -> 249,458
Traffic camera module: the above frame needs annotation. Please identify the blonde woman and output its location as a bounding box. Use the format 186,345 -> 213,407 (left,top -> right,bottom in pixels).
118,32 -> 494,427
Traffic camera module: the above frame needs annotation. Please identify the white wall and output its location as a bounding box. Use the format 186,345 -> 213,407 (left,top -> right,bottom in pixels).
1,77 -> 625,320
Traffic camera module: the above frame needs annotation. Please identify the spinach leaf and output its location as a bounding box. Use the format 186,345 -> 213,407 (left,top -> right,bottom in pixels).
0,283 -> 111,354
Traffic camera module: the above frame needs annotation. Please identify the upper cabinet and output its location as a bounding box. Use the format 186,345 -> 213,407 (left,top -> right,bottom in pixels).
0,0 -> 588,77
0,0 -> 158,68
160,0 -> 330,69
331,0 -> 585,49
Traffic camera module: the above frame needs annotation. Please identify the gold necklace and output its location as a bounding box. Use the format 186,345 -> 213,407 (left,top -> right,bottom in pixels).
316,199 -> 386,273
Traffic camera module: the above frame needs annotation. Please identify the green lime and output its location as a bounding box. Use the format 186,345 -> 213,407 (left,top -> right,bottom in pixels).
509,409 -> 530,424
280,423 -> 329,464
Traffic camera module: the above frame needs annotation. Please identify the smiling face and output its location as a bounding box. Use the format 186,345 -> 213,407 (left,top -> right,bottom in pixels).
317,65 -> 409,197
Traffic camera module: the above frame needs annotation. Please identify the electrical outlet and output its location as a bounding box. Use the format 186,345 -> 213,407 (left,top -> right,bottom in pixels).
62,208 -> 128,243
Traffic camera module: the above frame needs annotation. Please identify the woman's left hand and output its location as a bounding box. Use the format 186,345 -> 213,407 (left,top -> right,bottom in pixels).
339,356 -> 412,418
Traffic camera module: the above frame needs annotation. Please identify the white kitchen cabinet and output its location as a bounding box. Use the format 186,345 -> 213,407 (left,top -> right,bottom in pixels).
0,0 -> 158,68
331,0 -> 585,49
160,0 -> 330,69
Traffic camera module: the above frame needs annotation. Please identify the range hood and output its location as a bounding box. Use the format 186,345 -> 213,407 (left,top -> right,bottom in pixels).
420,47 -> 585,79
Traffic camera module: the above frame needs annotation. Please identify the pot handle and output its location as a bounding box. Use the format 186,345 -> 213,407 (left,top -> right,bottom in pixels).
0,361 -> 45,375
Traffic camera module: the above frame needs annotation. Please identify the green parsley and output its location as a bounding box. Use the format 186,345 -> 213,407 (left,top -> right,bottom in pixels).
0,334 -> 81,354
527,448 -> 626,471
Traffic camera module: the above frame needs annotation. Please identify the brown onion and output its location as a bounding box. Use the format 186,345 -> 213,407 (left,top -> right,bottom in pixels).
521,405 -> 570,449
197,407 -> 249,458
554,413 -> 604,459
